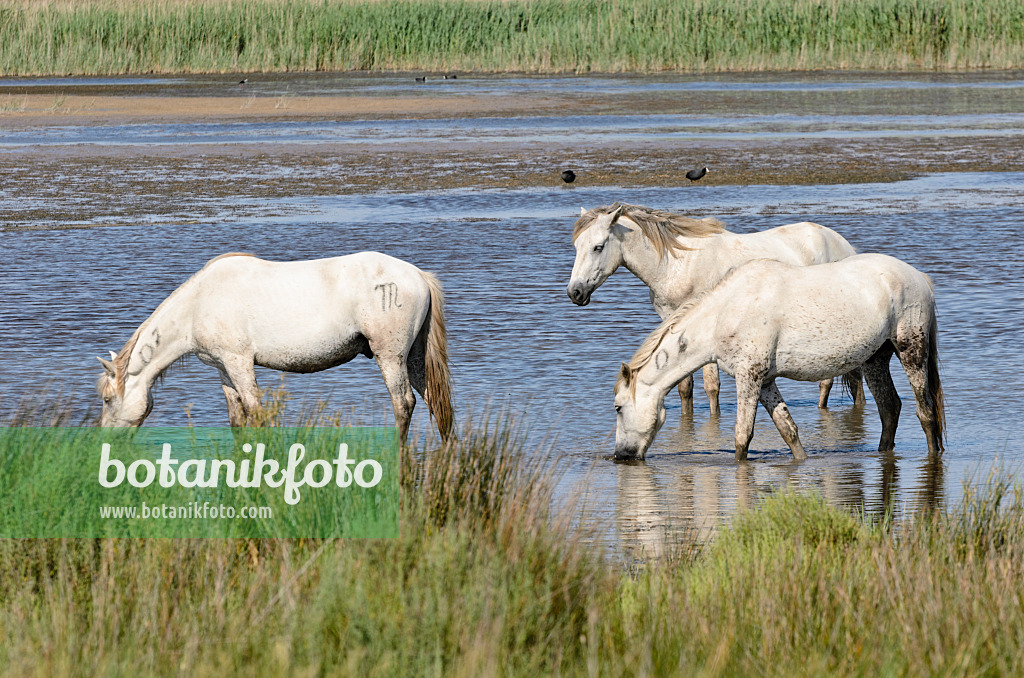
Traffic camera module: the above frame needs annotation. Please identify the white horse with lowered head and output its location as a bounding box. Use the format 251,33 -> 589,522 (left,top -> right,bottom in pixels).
97,252 -> 453,442
614,253 -> 944,461
568,202 -> 863,413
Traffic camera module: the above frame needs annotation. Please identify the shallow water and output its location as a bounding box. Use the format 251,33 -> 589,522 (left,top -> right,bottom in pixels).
2,73 -> 1023,553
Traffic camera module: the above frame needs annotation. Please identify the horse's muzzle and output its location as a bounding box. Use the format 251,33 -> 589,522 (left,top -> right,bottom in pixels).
614,444 -> 643,461
566,283 -> 592,306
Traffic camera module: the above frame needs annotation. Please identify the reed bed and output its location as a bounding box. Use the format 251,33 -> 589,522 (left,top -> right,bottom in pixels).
4,394 -> 1024,674
1,0 -> 1022,76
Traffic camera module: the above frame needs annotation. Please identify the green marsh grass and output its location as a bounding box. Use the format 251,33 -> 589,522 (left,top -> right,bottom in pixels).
4,394 -> 1024,674
1,0 -> 1023,76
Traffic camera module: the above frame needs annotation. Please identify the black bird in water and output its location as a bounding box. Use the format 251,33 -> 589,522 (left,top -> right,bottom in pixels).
415,76 -> 427,83
561,169 -> 576,184
686,166 -> 709,182
238,78 -> 249,85
444,74 -> 457,80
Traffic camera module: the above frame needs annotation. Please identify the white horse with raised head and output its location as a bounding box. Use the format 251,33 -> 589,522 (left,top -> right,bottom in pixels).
568,202 -> 863,413
613,253 -> 944,461
96,252 -> 453,442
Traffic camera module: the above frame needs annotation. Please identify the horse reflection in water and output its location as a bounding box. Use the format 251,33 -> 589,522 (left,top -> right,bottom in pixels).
614,462 -> 726,559
613,453 -> 945,558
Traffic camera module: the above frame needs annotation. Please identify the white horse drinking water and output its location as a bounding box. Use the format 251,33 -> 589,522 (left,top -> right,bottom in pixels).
613,253 -> 945,461
568,203 -> 863,412
96,252 -> 453,442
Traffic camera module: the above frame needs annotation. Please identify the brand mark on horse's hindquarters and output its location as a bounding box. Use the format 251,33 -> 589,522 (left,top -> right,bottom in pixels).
374,282 -> 402,311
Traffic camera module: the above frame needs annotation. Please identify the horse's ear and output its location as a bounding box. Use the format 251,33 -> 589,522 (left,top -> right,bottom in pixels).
97,356 -> 116,375
619,362 -> 631,384
610,203 -> 626,223
580,206 -> 587,216
108,350 -> 118,361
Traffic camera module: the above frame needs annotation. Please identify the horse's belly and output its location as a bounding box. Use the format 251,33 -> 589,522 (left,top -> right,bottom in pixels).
254,332 -> 371,373
773,337 -> 880,382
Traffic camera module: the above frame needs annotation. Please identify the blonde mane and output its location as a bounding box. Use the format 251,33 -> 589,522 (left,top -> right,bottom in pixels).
101,252 -> 254,394
573,203 -> 726,257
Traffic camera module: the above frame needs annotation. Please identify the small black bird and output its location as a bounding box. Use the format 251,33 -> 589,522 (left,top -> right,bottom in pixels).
444,74 -> 457,80
238,78 -> 249,85
415,76 -> 426,83
686,166 -> 709,182
561,169 -> 576,183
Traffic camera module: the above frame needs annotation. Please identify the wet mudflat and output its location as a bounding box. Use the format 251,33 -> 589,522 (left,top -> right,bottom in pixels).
2,72 -> 1023,553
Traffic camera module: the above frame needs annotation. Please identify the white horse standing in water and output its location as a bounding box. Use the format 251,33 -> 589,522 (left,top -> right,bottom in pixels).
613,253 -> 945,461
567,203 -> 864,413
97,252 -> 453,442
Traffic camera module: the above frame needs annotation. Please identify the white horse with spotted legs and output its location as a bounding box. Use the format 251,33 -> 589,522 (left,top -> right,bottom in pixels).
568,202 -> 864,413
613,253 -> 944,461
96,252 -> 453,443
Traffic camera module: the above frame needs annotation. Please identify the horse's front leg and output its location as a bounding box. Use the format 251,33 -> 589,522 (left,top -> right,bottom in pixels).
817,378 -> 834,409
733,373 -> 761,461
220,357 -> 263,426
703,363 -> 721,415
677,374 -> 695,415
759,379 -> 806,460
217,369 -> 247,427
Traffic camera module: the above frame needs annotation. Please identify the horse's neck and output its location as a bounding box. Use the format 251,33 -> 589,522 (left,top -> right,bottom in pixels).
641,312 -> 716,394
620,232 -> 681,305
123,287 -> 195,389
622,231 -> 732,310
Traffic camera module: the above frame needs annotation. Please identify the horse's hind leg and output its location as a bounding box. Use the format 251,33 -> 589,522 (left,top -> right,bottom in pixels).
759,379 -> 806,460
375,353 -> 416,445
817,378 -> 834,409
847,367 -> 867,406
703,363 -> 721,415
896,327 -> 943,455
677,374 -> 695,415
861,342 -> 901,451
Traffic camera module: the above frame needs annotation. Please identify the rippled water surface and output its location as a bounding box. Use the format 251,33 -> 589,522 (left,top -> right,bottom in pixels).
2,73 -> 1023,553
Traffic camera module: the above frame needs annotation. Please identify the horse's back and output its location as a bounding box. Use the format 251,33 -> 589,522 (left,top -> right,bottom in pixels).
711,254 -> 931,381
189,252 -> 432,368
197,252 -> 429,309
764,253 -> 932,320
746,221 -> 857,265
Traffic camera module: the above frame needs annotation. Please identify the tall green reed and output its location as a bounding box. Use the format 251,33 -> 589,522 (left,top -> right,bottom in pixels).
1,0 -> 1022,76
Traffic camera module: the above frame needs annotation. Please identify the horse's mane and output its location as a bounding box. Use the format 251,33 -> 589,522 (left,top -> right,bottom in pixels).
573,203 -> 727,257
103,252 -> 254,394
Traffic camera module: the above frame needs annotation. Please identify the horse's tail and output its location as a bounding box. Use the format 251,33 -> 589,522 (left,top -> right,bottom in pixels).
419,271 -> 454,440
928,309 -> 946,449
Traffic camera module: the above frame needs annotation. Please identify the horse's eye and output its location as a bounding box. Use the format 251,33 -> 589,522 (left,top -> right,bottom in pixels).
594,244 -> 604,253
614,405 -> 622,413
